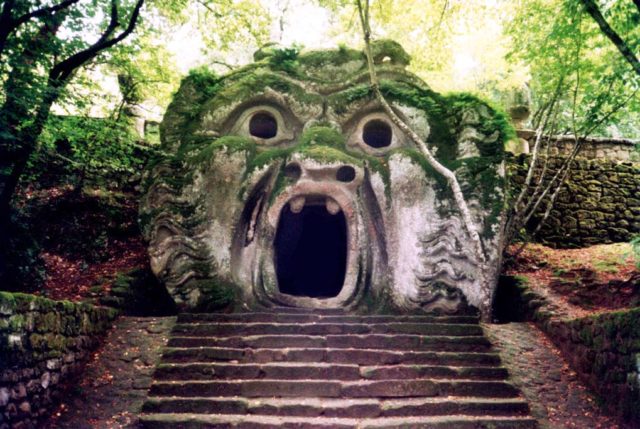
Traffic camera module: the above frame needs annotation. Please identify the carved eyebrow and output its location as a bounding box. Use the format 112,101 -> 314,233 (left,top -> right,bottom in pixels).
327,84 -> 373,114
200,73 -> 322,131
218,73 -> 322,105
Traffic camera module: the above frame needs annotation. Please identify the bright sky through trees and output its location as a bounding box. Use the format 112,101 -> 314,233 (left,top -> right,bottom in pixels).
164,0 -> 522,94
40,0 -> 639,139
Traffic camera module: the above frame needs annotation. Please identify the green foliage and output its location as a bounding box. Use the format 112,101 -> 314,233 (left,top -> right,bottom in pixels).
299,126 -> 346,149
632,235 -> 640,269
507,0 -> 640,137
32,115 -> 149,189
2,209 -> 46,292
185,67 -> 222,100
107,33 -> 182,113
268,45 -> 302,75
298,45 -> 364,68
192,278 -> 237,312
370,39 -> 411,65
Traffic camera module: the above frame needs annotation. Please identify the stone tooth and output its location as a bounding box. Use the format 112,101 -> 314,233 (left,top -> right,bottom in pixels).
326,197 -> 341,215
289,196 -> 305,214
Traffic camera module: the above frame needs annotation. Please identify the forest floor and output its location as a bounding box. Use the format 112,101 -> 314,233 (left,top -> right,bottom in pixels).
17,186 -> 148,302
484,322 -> 621,429
504,242 -> 639,318
43,317 -> 175,429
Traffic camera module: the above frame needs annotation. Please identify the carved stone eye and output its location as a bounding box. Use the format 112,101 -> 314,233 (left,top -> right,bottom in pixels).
249,112 -> 278,139
362,119 -> 392,148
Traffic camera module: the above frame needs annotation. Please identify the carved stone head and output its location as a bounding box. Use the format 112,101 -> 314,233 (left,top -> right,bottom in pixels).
140,41 -> 511,315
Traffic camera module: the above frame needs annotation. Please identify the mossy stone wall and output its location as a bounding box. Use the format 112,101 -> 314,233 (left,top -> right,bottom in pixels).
0,292 -> 117,428
508,155 -> 640,247
498,277 -> 640,426
517,130 -> 638,162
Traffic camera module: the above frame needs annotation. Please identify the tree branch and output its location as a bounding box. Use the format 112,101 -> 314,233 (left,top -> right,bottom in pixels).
0,0 -> 79,60
427,0 -> 449,34
580,0 -> 640,77
49,0 -> 144,84
14,0 -> 79,28
356,0 -> 486,264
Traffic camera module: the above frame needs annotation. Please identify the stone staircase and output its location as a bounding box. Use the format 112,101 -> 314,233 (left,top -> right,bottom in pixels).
140,308 -> 538,428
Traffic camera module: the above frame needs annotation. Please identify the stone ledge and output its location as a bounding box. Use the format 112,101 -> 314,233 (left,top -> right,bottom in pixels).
517,129 -> 639,147
0,292 -> 118,428
501,277 -> 640,426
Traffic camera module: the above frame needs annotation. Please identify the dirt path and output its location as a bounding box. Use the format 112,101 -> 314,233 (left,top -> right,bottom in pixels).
44,316 -> 175,429
484,322 -> 621,429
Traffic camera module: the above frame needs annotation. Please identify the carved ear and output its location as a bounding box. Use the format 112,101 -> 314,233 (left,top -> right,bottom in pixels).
369,39 -> 411,67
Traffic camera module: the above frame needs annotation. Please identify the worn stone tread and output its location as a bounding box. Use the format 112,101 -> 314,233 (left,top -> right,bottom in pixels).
142,396 -> 531,417
142,311 -> 536,428
139,413 -> 538,428
160,347 -> 502,366
167,334 -> 491,351
171,322 -> 484,337
153,362 -> 509,381
148,379 -> 520,398
177,313 -> 480,324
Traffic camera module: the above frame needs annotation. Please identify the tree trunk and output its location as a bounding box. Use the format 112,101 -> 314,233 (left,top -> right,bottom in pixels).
580,0 -> 640,78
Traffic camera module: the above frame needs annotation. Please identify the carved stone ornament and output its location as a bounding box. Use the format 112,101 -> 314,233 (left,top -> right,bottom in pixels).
140,41 -> 510,315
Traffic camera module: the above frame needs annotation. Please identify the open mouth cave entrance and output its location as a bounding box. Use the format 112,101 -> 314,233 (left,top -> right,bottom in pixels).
275,198 -> 347,299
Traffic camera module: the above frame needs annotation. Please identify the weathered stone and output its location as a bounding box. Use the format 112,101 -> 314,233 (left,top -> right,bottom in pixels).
0,293 -> 117,428
0,388 -> 9,407
141,41 -> 510,317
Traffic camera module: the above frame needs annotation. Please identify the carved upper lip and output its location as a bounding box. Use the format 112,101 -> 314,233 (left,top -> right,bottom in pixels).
287,194 -> 342,215
267,182 -> 355,229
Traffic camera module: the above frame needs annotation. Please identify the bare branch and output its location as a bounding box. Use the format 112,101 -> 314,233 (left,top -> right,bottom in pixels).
356,0 -> 486,263
512,78 -> 563,215
211,60 -> 235,70
428,0 -> 449,34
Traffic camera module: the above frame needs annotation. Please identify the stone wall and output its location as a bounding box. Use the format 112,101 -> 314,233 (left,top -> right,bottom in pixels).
508,155 -> 640,247
496,277 -> 640,426
0,292 -> 117,428
516,130 -> 638,162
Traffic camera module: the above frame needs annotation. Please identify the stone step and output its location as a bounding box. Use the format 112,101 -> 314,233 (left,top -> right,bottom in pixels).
139,413 -> 538,429
153,363 -> 509,382
259,307 -> 349,315
171,322 -> 484,337
160,347 -> 502,366
177,313 -> 480,324
166,334 -> 492,352
148,379 -> 521,398
142,396 -> 530,417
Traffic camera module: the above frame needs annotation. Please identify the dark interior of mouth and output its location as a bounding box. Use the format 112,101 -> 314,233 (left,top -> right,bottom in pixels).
274,200 -> 347,298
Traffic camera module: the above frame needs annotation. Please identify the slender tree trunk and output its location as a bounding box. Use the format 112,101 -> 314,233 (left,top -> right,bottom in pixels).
579,0 -> 640,77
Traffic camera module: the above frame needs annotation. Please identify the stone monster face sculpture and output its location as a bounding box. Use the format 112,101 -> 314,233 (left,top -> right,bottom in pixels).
140,41 -> 511,316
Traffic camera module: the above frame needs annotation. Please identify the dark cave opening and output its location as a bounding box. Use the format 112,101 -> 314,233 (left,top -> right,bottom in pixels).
274,202 -> 347,298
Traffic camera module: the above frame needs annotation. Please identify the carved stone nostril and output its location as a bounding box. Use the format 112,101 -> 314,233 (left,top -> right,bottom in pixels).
336,165 -> 356,183
284,163 -> 302,180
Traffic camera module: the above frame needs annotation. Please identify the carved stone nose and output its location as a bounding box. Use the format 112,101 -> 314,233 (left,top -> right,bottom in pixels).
284,161 -> 359,184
